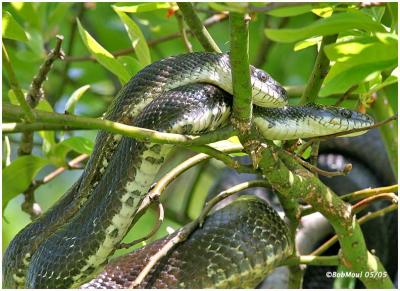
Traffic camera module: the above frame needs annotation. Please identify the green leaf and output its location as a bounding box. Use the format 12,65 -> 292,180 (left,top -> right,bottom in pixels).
312,6 -> 334,18
265,11 -> 385,43
2,155 -> 48,210
2,11 -> 28,42
25,28 -> 45,58
113,2 -> 172,13
369,75 -> 398,94
208,3 -> 246,13
65,85 -> 91,114
47,3 -> 73,28
320,33 -> 397,96
8,89 -> 22,105
10,2 -> 40,29
50,137 -> 93,166
113,9 -> 151,67
321,60 -> 395,96
294,36 -> 322,51
54,136 -> 94,158
77,19 -> 131,84
267,4 -> 314,17
324,34 -> 397,64
386,3 -> 397,32
117,56 -> 143,76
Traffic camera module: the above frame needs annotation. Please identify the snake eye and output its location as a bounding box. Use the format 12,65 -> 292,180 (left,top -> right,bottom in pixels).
257,70 -> 269,82
340,109 -> 352,119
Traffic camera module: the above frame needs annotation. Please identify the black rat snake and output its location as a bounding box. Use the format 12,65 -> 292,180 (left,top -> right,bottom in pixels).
3,52 -> 374,288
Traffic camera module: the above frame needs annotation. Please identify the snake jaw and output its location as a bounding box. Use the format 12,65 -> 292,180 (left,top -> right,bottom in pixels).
250,67 -> 288,108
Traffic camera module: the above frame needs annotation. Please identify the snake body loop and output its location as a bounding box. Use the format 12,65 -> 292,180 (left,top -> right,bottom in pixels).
3,52 -> 374,289
5,52 -> 279,288
82,196 -> 294,289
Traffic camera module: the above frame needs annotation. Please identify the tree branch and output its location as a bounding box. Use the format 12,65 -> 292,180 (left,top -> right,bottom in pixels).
310,203 -> 398,257
299,34 -> 337,104
341,184 -> 398,202
229,12 -> 252,124
177,3 -> 221,53
175,11 -> 193,52
270,148 -> 393,288
283,255 -> 339,267
3,103 -> 235,146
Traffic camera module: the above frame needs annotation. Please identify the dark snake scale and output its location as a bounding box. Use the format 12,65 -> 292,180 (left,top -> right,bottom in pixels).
3,52 -> 374,288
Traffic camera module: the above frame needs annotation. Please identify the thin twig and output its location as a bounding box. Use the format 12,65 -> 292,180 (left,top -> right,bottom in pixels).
3,103 -> 236,146
335,85 -> 358,106
341,184 -> 398,202
310,202 -> 398,256
310,140 -> 320,170
26,35 -> 65,107
301,185 -> 398,217
129,180 -> 269,288
351,193 -> 398,215
177,3 -> 221,53
64,13 -> 227,62
55,4 -> 85,101
175,11 -> 193,52
118,200 -> 164,249
25,154 -> 88,195
296,139 -> 314,157
282,255 -> 339,267
127,144 -> 245,234
190,145 -> 254,173
283,150 -> 352,177
183,160 -> 209,221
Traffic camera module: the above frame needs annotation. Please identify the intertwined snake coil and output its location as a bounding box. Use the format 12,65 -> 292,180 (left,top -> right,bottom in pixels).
3,52 -> 374,288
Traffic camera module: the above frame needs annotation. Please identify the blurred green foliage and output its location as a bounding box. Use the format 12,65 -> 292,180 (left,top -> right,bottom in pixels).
2,2 -> 398,260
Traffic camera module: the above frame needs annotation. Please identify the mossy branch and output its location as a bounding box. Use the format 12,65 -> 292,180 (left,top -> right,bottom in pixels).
260,147 -> 393,288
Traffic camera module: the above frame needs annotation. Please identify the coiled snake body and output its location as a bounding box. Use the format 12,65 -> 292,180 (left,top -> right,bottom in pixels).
3,53 -> 374,288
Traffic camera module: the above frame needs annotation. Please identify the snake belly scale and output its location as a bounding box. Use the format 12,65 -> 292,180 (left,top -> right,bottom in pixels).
3,52 -> 374,288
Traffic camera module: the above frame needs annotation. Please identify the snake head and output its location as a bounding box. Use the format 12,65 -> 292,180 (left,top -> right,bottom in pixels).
250,66 -> 288,108
322,106 -> 375,136
307,104 -> 375,137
